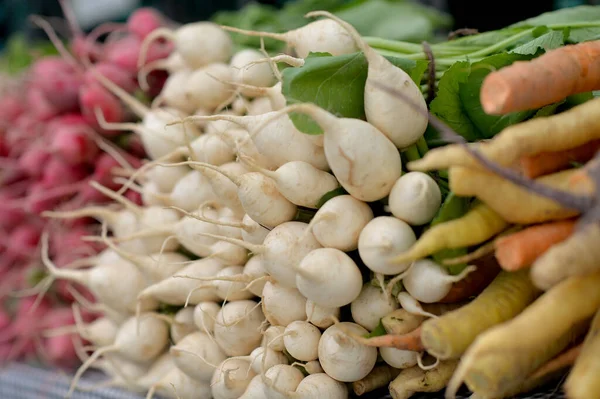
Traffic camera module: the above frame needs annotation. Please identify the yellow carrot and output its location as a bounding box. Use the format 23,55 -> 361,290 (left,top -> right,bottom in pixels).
531,223 -> 600,290
389,360 -> 459,399
565,309 -> 600,399
445,272 -> 600,399
391,202 -> 508,264
382,309 -> 425,335
421,270 -> 539,360
352,365 -> 401,396
449,167 -> 586,224
408,97 -> 600,172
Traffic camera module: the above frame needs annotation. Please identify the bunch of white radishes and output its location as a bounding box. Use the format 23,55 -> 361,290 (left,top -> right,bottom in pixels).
42,9 -> 475,399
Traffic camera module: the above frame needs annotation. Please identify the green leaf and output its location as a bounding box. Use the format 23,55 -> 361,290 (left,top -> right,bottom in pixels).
316,186 -> 348,208
364,320 -> 387,338
532,100 -> 565,118
282,52 -> 427,134
510,6 -> 600,28
429,61 -> 484,142
458,53 -> 538,138
430,192 -> 471,227
335,0 -> 452,42
510,29 -> 565,55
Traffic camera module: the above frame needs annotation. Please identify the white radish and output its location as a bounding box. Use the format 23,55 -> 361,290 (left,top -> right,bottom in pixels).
240,155 -> 339,208
305,300 -> 340,329
226,81 -> 286,112
318,322 -> 377,382
138,258 -> 225,306
379,347 -> 419,369
71,305 -> 118,347
147,367 -> 211,399
138,52 -> 189,91
306,195 -> 373,251
263,325 -> 286,351
41,234 -> 157,314
261,281 -> 307,327
261,103 -> 402,201
230,49 -> 276,90
185,63 -> 235,110
135,353 -> 175,390
67,314 -> 169,398
214,300 -> 265,356
170,331 -> 227,381
209,221 -> 321,288
170,307 -> 197,344
239,374 -> 268,399
388,172 -> 442,226
188,162 -> 297,228
303,361 -> 324,375
140,22 -> 232,69
176,111 -> 328,171
190,133 -> 236,166
156,69 -> 197,114
307,11 -> 428,149
262,364 -> 304,399
294,373 -> 348,399
214,265 -> 255,301
358,216 -> 417,275
247,96 -> 274,115
351,283 -> 399,331
221,19 -> 358,58
243,255 -> 268,296
165,169 -> 219,212
92,67 -> 205,161
99,229 -> 187,284
283,321 -> 321,361
248,346 -> 289,373
211,357 -> 257,399
144,163 -> 189,193
296,248 -> 363,308
193,301 -> 220,333
402,259 -> 477,304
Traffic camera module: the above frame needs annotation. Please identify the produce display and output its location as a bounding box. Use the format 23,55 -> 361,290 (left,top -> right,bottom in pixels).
2,1 -> 600,399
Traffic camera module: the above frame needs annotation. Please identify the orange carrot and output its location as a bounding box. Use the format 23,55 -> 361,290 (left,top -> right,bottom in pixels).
480,40 -> 600,115
343,327 -> 424,351
519,139 -> 600,178
494,219 -> 577,271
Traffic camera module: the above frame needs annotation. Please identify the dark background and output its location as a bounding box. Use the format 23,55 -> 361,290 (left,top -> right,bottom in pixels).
0,0 -> 598,46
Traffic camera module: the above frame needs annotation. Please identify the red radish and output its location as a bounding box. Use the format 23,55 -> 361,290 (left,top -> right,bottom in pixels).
18,144 -> 52,177
83,63 -> 137,94
27,57 -> 82,114
105,35 -> 172,75
127,8 -> 166,40
79,83 -> 125,134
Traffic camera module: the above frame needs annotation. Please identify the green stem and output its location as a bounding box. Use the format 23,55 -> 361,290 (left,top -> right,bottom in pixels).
416,136 -> 429,157
364,36 -> 423,53
402,144 -> 421,163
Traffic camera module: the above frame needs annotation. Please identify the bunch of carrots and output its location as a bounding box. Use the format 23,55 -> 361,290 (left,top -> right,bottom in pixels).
351,39 -> 600,399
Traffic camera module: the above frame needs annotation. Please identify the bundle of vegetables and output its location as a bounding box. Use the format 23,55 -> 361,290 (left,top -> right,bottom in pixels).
36,4 -> 600,399
0,2 -> 173,368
